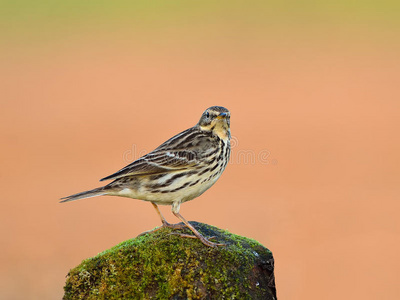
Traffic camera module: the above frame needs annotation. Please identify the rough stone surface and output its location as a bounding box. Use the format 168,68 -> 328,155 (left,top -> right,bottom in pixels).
63,222 -> 277,299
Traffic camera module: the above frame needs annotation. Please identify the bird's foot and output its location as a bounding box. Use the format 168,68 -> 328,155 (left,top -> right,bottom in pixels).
169,232 -> 225,248
137,221 -> 186,238
162,220 -> 187,229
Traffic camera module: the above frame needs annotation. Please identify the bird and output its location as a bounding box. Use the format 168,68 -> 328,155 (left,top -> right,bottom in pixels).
60,106 -> 231,247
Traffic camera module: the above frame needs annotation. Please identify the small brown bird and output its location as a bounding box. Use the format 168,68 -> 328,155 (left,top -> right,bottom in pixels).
61,106 -> 231,247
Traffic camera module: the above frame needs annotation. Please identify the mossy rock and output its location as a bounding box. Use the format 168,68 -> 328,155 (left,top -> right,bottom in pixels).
63,222 -> 276,300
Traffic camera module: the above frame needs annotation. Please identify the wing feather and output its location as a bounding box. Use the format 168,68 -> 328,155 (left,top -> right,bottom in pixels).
100,127 -> 207,181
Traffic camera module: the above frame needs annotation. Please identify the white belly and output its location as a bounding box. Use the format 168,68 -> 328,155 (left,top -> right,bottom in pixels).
115,171 -> 223,206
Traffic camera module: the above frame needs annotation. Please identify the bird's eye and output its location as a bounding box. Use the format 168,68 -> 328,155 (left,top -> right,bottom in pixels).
206,112 -> 210,118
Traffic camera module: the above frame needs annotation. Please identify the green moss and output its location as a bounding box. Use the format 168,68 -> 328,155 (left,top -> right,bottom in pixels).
63,222 -> 276,300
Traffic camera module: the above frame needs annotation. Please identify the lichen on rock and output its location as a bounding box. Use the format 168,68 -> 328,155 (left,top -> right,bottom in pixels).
63,222 -> 276,299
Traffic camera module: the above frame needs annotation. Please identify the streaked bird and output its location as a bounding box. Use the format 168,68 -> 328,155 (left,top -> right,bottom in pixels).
61,106 -> 231,247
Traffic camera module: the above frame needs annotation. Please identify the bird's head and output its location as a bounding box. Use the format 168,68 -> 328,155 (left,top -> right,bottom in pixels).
198,106 -> 231,140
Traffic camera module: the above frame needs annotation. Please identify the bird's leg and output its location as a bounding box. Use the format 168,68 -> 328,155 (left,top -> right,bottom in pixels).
151,203 -> 186,229
137,203 -> 187,237
171,203 -> 225,248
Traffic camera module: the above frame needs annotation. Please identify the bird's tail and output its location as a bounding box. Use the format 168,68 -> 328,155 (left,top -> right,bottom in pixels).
60,187 -> 107,203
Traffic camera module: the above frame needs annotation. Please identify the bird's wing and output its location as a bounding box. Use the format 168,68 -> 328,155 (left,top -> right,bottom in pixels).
99,149 -> 198,181
99,128 -> 209,182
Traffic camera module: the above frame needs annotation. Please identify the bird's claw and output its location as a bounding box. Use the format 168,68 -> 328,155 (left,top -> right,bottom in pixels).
169,232 -> 225,247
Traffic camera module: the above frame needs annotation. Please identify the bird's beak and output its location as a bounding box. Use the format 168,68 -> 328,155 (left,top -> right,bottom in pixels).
217,112 -> 227,119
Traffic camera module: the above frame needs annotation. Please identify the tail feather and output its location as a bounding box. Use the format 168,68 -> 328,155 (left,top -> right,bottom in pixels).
60,187 -> 107,203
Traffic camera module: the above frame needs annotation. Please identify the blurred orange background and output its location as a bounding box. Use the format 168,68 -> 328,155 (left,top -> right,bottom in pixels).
1,1 -> 399,299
